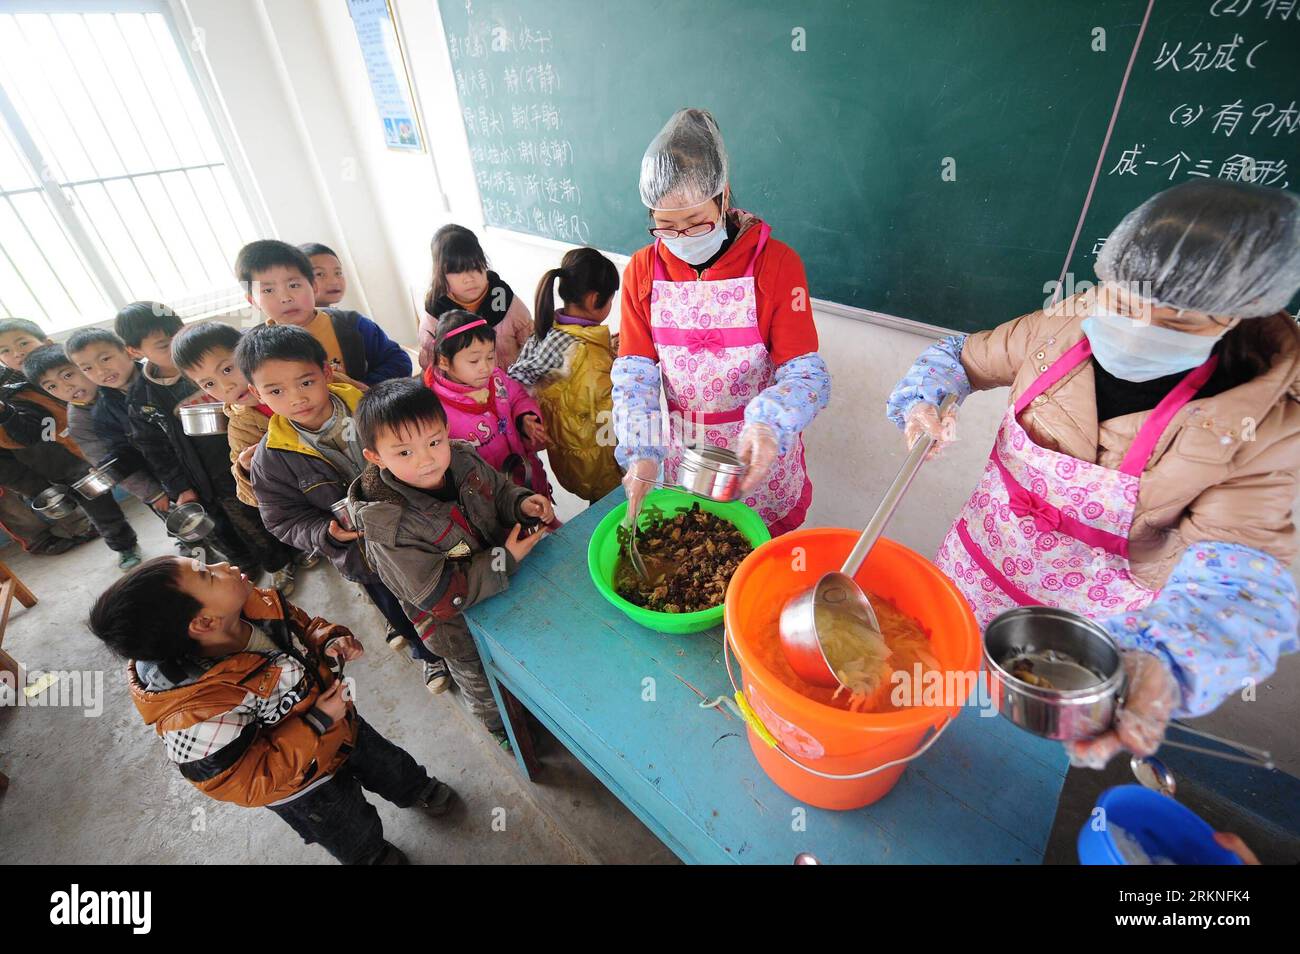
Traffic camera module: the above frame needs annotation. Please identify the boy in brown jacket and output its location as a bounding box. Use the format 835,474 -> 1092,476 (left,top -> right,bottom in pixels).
348,378 -> 553,745
89,556 -> 456,864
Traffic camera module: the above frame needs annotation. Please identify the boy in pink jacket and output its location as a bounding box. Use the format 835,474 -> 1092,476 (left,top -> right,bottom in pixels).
423,310 -> 553,502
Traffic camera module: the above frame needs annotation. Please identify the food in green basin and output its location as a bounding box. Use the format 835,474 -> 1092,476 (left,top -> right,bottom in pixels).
587,489 -> 771,634
614,503 -> 752,613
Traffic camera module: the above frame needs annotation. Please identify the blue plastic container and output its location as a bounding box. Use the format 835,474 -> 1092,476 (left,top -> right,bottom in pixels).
1077,785 -> 1243,865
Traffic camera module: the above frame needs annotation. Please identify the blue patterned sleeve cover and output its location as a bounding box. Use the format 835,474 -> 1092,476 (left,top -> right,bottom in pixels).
611,355 -> 667,468
885,334 -> 971,429
743,352 -> 832,457
1100,542 -> 1299,718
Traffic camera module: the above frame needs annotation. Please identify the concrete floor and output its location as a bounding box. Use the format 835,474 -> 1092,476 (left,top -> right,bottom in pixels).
0,494 -> 677,865
2,488 -> 1296,864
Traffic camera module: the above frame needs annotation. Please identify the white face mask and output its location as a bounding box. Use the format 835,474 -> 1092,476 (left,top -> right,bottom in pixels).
660,215 -> 728,265
1081,306 -> 1224,382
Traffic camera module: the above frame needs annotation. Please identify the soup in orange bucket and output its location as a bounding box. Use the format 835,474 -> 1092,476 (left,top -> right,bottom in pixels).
751,595 -> 941,713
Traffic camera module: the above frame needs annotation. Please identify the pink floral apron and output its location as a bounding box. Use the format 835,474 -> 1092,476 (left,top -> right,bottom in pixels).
935,337 -> 1218,629
650,224 -> 810,532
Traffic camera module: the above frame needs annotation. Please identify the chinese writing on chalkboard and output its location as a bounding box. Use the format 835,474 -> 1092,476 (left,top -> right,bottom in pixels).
446,14 -> 591,244
1089,0 -> 1297,255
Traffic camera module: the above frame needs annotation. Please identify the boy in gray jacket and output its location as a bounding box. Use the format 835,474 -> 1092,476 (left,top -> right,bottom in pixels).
348,378 -> 552,743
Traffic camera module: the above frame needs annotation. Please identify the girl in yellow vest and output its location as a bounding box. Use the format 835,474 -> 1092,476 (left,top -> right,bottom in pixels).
508,248 -> 622,503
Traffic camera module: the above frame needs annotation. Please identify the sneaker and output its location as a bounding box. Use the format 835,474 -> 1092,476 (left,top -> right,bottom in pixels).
491,729 -> 514,754
294,549 -> 319,569
415,779 -> 456,818
386,628 -> 409,653
117,546 -> 143,571
271,564 -> 296,596
423,659 -> 452,694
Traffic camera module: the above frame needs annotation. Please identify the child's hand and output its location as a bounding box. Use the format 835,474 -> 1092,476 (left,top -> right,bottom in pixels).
237,445 -> 257,471
314,679 -> 350,722
520,494 -> 554,525
327,519 -> 361,543
505,523 -> 546,563
176,489 -> 200,506
325,635 -> 364,662
1212,832 -> 1260,865
520,413 -> 549,448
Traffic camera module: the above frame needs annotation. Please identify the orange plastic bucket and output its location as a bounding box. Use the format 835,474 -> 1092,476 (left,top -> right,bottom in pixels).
723,528 -> 981,810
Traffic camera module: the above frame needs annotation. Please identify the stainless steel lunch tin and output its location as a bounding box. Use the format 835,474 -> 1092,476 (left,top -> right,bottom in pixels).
330,498 -> 356,532
71,459 -> 120,499
179,402 -> 229,436
165,502 -> 216,543
676,444 -> 748,503
32,484 -> 77,519
983,606 -> 1125,742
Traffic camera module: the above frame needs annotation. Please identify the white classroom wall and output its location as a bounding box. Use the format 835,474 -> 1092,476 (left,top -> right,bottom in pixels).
178,0 -> 1299,583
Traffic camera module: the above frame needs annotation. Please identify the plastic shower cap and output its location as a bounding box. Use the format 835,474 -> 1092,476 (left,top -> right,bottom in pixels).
639,107 -> 728,211
1095,179 -> 1300,319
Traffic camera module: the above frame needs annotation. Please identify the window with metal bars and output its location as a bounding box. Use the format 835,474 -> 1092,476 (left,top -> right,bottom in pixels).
0,2 -> 264,334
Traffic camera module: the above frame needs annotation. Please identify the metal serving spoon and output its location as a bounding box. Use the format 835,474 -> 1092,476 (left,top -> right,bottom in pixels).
778,394 -> 957,687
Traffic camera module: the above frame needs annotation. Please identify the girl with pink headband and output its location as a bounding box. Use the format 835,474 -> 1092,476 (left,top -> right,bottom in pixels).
423,310 -> 554,504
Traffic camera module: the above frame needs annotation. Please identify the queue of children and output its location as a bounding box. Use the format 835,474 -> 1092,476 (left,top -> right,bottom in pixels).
27,107 -> 839,864
4,222 -> 629,862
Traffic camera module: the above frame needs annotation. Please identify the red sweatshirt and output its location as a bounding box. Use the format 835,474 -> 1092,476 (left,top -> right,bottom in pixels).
617,210 -> 819,367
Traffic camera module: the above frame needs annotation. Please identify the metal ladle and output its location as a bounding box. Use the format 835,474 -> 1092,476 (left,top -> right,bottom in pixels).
779,395 -> 957,688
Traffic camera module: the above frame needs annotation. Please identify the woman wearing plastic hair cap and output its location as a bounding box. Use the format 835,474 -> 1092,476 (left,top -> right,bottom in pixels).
886,179 -> 1300,769
612,107 -> 831,533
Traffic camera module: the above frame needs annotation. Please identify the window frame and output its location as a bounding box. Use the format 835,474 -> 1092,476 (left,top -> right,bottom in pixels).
0,0 -> 271,330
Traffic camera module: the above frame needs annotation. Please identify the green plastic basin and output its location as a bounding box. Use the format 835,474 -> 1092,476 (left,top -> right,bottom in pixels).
587,488 -> 772,634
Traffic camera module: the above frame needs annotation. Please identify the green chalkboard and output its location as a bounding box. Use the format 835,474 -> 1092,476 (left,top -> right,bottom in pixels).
438,0 -> 1299,333
1066,1 -> 1300,302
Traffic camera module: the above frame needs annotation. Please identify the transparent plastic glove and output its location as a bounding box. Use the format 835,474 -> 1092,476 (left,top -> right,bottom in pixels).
736,423 -> 778,496
1065,651 -> 1178,769
903,401 -> 958,460
622,458 -> 659,514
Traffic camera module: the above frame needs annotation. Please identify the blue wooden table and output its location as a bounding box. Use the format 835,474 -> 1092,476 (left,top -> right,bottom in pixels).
463,489 -> 1071,864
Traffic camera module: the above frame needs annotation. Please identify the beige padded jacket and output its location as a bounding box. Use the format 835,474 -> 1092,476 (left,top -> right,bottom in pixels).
960,291 -> 1300,590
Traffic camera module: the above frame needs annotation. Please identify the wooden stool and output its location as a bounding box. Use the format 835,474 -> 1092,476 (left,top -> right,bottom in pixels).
0,559 -> 36,790
0,560 -> 37,641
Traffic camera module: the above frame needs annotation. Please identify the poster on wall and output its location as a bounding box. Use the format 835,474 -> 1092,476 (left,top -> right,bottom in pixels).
347,0 -> 424,151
